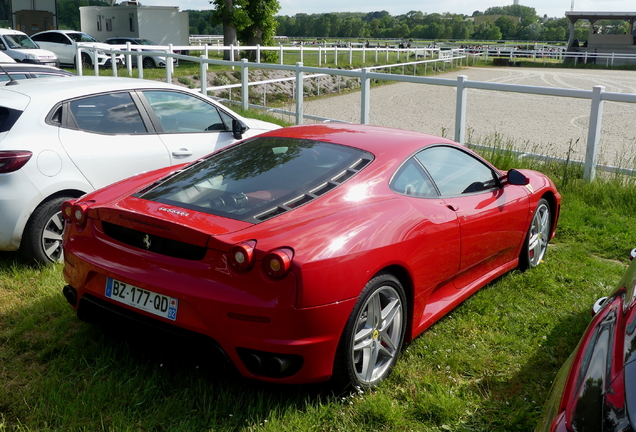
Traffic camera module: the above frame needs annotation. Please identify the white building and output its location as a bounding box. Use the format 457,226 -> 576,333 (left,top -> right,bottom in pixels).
80,2 -> 189,45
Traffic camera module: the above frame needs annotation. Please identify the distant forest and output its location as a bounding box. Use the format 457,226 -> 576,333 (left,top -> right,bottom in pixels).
52,1 -> 630,43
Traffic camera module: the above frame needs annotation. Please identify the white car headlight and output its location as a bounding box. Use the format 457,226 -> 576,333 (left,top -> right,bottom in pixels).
24,53 -> 37,60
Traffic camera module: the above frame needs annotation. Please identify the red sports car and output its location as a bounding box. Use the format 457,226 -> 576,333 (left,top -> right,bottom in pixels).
61,124 -> 561,387
536,249 -> 636,432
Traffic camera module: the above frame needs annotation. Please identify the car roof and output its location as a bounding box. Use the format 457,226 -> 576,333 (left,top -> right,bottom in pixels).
0,29 -> 26,35
34,30 -> 82,34
0,76 -> 198,98
261,123 -> 459,160
0,64 -> 72,75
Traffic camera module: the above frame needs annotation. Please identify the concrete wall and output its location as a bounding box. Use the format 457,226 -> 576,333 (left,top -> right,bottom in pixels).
80,5 -> 188,45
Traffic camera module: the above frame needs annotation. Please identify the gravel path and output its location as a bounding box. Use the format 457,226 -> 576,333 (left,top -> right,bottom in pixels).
301,67 -> 636,167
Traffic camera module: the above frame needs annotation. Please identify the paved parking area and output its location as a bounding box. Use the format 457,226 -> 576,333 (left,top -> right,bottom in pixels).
303,67 -> 636,167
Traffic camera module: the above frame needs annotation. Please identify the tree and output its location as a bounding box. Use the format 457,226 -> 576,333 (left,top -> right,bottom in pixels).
210,0 -> 249,59
473,22 -> 502,40
495,16 -> 517,39
238,0 -> 280,50
210,0 -> 279,60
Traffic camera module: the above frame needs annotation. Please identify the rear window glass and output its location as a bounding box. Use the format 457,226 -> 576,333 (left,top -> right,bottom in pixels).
136,136 -> 372,223
0,106 -> 22,132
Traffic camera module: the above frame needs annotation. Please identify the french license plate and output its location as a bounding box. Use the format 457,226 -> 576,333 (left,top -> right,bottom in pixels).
105,277 -> 178,321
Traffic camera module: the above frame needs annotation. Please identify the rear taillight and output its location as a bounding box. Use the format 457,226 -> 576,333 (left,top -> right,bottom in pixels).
0,151 -> 32,173
61,200 -> 75,223
262,248 -> 294,279
229,241 -> 256,271
62,200 -> 91,230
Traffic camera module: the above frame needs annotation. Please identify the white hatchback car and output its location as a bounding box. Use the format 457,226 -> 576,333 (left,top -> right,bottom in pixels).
0,76 -> 281,263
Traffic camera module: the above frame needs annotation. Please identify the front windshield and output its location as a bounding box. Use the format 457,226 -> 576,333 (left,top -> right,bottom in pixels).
68,33 -> 98,43
4,35 -> 38,49
136,137 -> 372,223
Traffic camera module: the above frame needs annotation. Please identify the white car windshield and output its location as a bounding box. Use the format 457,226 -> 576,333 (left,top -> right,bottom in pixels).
3,35 -> 38,49
68,33 -> 99,43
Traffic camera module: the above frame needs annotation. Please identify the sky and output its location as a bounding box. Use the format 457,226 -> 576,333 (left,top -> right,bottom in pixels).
137,0 -> 636,19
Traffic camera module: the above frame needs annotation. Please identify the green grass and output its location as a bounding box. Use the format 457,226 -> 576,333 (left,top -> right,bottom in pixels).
2,126 -> 636,431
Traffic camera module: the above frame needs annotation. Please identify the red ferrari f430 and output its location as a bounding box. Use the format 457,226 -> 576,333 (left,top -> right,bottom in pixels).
62,124 -> 561,388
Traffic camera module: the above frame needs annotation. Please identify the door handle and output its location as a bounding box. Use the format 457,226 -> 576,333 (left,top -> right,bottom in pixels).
172,148 -> 193,157
446,204 -> 459,211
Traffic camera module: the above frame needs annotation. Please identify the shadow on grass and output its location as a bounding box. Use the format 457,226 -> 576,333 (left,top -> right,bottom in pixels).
458,298 -> 595,431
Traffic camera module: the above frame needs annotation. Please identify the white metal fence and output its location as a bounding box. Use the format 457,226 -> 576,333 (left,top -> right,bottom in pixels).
77,44 -> 636,180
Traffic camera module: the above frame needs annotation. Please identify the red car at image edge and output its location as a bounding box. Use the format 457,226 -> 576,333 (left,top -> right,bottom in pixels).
61,124 -> 561,388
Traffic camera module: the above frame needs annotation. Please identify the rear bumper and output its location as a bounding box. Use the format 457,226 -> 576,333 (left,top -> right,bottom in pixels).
62,233 -> 355,384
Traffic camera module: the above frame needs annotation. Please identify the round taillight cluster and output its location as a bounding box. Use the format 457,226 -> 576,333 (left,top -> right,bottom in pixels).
229,241 -> 256,271
262,248 -> 293,279
62,200 -> 90,229
228,242 -> 294,279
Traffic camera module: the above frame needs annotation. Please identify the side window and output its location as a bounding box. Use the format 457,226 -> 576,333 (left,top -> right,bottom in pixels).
0,73 -> 28,81
40,33 -> 70,45
68,92 -> 147,135
416,146 -> 498,196
390,158 -> 437,197
142,90 -> 227,133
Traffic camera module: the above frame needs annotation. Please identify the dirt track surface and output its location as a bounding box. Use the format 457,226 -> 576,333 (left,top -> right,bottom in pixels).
301,67 -> 636,166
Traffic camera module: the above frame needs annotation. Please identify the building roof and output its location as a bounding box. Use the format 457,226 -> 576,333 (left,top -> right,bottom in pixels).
565,11 -> 636,23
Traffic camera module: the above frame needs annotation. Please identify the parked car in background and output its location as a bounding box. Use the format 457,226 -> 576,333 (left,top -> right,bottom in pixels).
0,29 -> 59,67
0,63 -> 73,82
61,124 -> 561,388
104,37 -> 178,69
536,249 -> 636,432
0,51 -> 16,63
31,30 -> 123,67
0,76 -> 280,264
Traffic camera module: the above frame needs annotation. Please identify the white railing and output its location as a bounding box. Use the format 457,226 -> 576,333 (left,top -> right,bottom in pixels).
76,44 -> 636,180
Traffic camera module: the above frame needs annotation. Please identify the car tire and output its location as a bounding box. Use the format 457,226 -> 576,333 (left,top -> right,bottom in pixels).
142,57 -> 155,69
333,272 -> 407,389
20,196 -> 69,264
519,198 -> 551,270
81,53 -> 92,68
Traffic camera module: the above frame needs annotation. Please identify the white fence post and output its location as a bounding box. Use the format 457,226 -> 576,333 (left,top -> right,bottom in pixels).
295,62 -> 304,125
334,46 -> 338,66
318,46 -> 322,67
455,75 -> 468,144
111,52 -> 117,76
257,44 -> 261,63
360,68 -> 371,124
165,49 -> 172,83
279,44 -> 284,65
200,55 -> 207,96
349,45 -> 352,64
137,52 -> 143,78
584,85 -> 605,181
76,47 -> 82,76
241,59 -> 249,111
300,44 -> 304,63
126,42 -> 132,75
230,45 -> 235,70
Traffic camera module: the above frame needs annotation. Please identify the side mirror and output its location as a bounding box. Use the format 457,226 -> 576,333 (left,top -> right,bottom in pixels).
506,169 -> 530,186
232,119 -> 247,140
591,296 -> 608,315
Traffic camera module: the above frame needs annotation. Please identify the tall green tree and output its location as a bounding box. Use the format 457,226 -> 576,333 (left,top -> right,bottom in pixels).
237,0 -> 280,48
210,0 -> 279,59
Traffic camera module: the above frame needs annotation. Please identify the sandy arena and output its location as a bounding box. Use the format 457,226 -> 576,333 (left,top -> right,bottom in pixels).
300,67 -> 636,167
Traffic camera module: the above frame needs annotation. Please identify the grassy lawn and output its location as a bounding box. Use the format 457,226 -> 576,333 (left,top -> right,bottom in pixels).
1,130 -> 636,430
